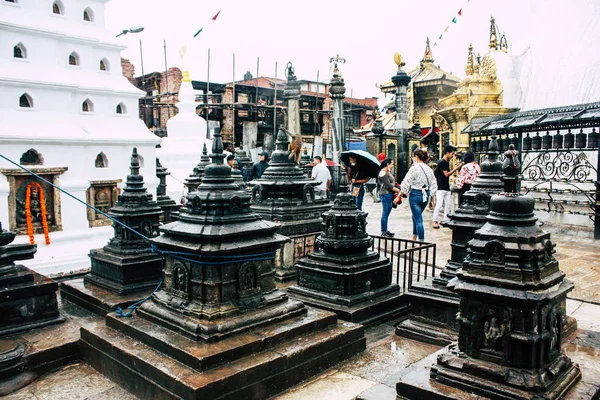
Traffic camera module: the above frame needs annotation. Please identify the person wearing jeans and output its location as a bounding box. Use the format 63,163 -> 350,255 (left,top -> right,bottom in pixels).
398,149 -> 438,241
378,159 -> 400,237
347,156 -> 369,210
433,145 -> 461,228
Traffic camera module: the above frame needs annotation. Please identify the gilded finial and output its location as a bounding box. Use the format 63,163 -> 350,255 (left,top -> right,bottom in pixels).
182,70 -> 191,83
422,37 -> 434,64
329,54 -> 346,76
500,33 -> 508,53
465,44 -> 474,76
394,52 -> 405,70
489,16 -> 499,50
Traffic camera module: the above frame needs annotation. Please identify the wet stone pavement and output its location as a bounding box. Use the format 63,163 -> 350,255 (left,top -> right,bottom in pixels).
4,196 -> 600,400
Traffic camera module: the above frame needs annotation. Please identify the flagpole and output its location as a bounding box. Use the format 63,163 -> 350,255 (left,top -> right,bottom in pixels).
273,61 -> 277,141
206,47 -> 210,139
255,56 -> 259,124
164,39 -> 170,119
232,53 -> 235,144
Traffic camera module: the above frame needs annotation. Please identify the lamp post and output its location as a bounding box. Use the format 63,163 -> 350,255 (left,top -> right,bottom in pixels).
391,53 -> 411,182
115,26 -> 144,37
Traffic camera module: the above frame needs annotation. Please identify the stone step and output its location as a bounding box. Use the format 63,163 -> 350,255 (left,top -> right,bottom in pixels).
80,311 -> 365,400
103,307 -> 338,371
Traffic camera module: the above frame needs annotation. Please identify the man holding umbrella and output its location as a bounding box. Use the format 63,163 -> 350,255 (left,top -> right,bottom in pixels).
341,150 -> 381,211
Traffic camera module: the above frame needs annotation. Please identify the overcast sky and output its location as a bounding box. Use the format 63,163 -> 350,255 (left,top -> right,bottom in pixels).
105,0 -> 596,109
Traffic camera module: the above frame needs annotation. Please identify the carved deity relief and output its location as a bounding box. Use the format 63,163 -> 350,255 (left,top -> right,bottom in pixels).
238,262 -> 261,302
547,311 -> 561,353
15,179 -> 55,231
483,316 -> 506,351
485,241 -> 505,264
172,263 -> 189,294
230,196 -> 242,213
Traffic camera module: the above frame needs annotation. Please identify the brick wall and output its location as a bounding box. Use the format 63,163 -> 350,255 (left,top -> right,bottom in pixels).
221,87 -> 234,143
121,58 -> 136,86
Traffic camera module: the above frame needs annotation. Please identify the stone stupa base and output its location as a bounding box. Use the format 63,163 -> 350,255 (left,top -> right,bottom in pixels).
288,284 -> 407,327
396,344 -> 583,400
81,307 -> 365,400
0,265 -> 65,338
60,277 -> 156,316
396,278 -> 578,347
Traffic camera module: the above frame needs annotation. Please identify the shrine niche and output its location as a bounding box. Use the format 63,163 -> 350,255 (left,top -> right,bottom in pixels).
19,149 -> 43,165
95,152 -> 108,168
86,180 -> 121,227
1,168 -> 67,235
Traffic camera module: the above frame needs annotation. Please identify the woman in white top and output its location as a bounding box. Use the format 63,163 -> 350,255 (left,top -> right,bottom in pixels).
397,149 -> 438,241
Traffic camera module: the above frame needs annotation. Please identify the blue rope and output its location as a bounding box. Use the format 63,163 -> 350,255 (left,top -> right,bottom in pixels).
0,153 -> 151,242
115,277 -> 164,318
1,153 -> 279,314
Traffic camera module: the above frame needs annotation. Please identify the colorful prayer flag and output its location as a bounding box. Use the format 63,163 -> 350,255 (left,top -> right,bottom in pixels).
193,27 -> 203,37
444,26 -> 449,32
452,17 -> 457,23
433,42 -> 437,46
439,34 -> 443,39
458,8 -> 463,16
212,10 -> 221,20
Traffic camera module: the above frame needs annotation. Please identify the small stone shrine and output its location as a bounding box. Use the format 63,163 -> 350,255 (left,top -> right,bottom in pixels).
61,148 -> 163,315
396,166 -> 581,399
0,222 -> 63,338
184,142 -> 211,193
300,147 -> 313,177
250,129 -> 331,281
155,158 -> 180,223
288,192 -> 406,326
397,136 -> 506,345
79,131 -> 365,400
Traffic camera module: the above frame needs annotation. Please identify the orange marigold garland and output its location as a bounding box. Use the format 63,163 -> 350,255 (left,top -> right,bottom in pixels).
24,182 -> 51,245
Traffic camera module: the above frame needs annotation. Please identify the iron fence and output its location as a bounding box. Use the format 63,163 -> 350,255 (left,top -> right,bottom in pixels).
369,235 -> 437,291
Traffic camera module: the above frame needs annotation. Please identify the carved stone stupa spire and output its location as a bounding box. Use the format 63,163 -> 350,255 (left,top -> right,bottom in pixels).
489,15 -> 499,50
422,37 -> 434,65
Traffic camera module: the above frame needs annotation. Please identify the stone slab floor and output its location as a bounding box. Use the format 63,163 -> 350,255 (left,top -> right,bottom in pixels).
4,197 -> 600,400
4,298 -> 599,400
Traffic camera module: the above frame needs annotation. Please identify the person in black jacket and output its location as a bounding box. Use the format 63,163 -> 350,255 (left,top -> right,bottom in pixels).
250,151 -> 269,180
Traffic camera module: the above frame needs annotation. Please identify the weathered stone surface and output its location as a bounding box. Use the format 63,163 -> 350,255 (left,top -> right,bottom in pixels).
155,158 -> 180,223
0,229 -> 64,338
397,167 -> 582,399
80,129 -> 366,399
288,192 -> 406,326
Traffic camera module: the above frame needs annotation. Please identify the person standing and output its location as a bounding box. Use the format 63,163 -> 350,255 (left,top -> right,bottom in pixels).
346,156 -> 369,210
398,149 -> 437,241
454,151 -> 480,205
311,156 -> 332,198
378,158 -> 400,238
249,151 -> 269,181
433,145 -> 461,229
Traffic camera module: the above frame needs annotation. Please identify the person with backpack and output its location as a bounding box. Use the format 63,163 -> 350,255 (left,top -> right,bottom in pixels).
433,145 -> 461,229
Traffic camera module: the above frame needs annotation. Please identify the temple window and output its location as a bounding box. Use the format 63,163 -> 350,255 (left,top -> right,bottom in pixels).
116,103 -> 126,114
99,58 -> 109,71
20,149 -> 43,165
19,93 -> 33,108
69,52 -> 79,66
83,7 -> 93,21
13,43 -> 26,59
95,152 -> 108,168
82,99 -> 93,112
52,0 -> 63,14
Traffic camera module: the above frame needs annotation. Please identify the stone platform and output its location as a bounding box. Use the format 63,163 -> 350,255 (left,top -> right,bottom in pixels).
60,278 -> 155,316
80,308 -> 365,400
0,298 -> 97,396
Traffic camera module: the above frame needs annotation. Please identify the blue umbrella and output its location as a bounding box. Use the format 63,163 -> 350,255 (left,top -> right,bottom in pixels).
340,150 -> 381,178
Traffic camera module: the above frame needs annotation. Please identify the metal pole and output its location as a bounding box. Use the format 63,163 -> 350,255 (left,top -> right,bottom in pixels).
139,39 -> 146,124
273,62 -> 277,138
206,48 -> 210,139
315,70 -> 319,137
232,53 -> 235,144
163,40 -> 170,119
596,141 -> 600,239
256,57 -> 260,121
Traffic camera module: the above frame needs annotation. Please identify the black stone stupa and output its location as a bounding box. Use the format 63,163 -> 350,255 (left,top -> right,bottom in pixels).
299,147 -> 313,177
288,192 -> 406,326
397,136 -> 506,345
250,128 -> 331,281
0,223 -> 64,338
155,158 -> 180,223
396,165 -> 581,400
184,142 -> 211,193
61,148 -> 164,315
79,130 -> 365,400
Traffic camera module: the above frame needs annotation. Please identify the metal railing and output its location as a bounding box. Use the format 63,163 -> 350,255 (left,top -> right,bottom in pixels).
370,235 -> 437,291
